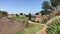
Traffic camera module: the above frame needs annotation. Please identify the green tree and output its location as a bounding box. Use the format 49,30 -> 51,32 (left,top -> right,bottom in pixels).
29,13 -> 31,20
0,11 -> 8,16
42,1 -> 51,11
2,11 -> 8,16
41,1 -> 51,15
16,14 -> 19,17
0,11 -> 2,15
40,10 -> 50,15
25,14 -> 29,17
35,12 -> 39,15
50,0 -> 58,9
20,13 -> 23,15
50,0 -> 60,9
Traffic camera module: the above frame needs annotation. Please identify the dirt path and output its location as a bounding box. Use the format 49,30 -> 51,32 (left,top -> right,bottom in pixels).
36,25 -> 46,34
36,16 -> 60,34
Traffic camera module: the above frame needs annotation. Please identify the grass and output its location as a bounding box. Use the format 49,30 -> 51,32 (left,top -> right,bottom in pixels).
16,23 -> 43,34
12,16 -> 25,22
10,16 -> 43,34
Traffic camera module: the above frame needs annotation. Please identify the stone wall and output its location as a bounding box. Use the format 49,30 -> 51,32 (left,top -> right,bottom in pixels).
0,16 -> 28,34
35,15 -> 43,22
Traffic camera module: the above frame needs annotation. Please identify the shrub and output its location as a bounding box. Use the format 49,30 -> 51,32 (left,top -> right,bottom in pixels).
16,14 -> 19,17
46,19 -> 60,34
20,13 -> 23,15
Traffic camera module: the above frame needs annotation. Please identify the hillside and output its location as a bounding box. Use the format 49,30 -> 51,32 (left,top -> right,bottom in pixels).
46,16 -> 60,34
36,15 -> 60,34
0,16 -> 27,34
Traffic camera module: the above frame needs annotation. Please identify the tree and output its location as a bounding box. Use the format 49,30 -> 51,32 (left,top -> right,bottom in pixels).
42,1 -> 51,11
20,13 -> 23,15
41,1 -> 51,15
40,10 -> 50,15
2,11 -> 8,16
11,14 -> 14,15
25,14 -> 29,17
28,13 -> 31,20
50,0 -> 58,9
0,11 -> 2,15
35,12 -> 39,15
50,0 -> 60,9
16,14 -> 18,17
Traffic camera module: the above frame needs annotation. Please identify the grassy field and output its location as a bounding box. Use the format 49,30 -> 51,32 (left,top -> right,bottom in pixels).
10,16 -> 43,34
12,16 -> 25,22
16,23 -> 43,34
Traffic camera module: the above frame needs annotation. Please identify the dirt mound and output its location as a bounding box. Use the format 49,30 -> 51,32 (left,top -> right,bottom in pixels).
0,16 -> 27,34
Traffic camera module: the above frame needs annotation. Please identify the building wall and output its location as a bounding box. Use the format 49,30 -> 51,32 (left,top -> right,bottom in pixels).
35,15 -> 43,22
31,15 -> 49,22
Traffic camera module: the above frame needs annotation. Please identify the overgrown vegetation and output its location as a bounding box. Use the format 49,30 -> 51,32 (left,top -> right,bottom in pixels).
16,23 -> 43,34
28,13 -> 31,20
12,16 -> 25,22
0,11 -> 8,16
46,18 -> 60,34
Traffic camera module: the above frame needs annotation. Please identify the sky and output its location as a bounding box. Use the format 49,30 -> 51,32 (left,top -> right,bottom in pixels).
0,0 -> 49,14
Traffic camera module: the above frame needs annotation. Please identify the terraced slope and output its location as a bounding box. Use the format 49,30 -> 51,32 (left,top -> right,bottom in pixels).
37,16 -> 60,34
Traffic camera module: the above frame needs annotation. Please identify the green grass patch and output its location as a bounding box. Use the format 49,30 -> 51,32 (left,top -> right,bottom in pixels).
12,16 -> 25,22
16,23 -> 43,34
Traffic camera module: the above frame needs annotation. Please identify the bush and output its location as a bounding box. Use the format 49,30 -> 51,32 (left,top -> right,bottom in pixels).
16,14 -> 19,17
0,11 -> 8,16
46,19 -> 60,34
31,20 -> 35,22
20,13 -> 23,15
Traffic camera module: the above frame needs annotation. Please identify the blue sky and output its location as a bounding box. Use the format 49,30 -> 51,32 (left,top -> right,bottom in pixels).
0,0 -> 49,14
